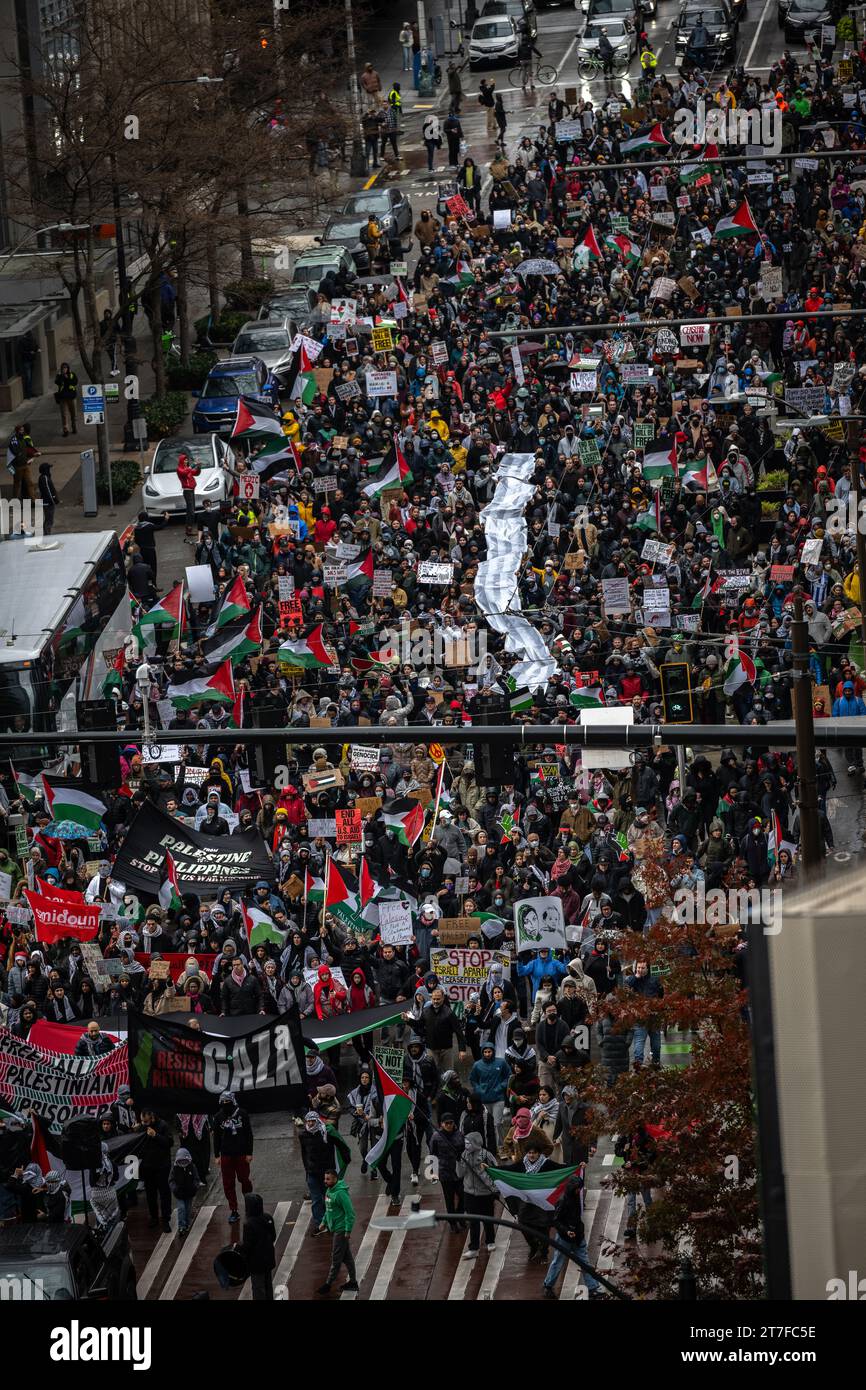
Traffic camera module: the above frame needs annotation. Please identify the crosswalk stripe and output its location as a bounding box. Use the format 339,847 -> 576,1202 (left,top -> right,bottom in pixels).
159,1205 -> 215,1301
239,1201 -> 292,1301
341,1194 -> 390,1300
274,1204 -> 308,1298
136,1211 -> 177,1300
477,1227 -> 512,1300
369,1197 -> 412,1300
447,1233 -> 477,1300
595,1195 -> 626,1275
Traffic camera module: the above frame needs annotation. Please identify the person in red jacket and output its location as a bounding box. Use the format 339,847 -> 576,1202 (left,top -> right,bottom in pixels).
176,452 -> 201,537
275,784 -> 307,826
313,507 -> 337,546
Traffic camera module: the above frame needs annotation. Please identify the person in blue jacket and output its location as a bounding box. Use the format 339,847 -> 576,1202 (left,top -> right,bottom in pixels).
469,1042 -> 510,1147
516,947 -> 568,998
832,680 -> 866,774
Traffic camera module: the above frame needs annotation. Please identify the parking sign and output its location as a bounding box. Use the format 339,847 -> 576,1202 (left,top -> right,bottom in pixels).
82,383 -> 105,425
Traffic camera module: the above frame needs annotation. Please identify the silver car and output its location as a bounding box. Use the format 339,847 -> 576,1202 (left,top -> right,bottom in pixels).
231,318 -> 296,381
142,435 -> 236,518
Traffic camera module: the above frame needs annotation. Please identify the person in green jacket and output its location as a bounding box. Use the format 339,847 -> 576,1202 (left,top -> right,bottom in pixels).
316,1169 -> 358,1295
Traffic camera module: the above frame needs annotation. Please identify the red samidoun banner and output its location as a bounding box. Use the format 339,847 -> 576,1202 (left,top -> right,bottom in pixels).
23,888 -> 101,944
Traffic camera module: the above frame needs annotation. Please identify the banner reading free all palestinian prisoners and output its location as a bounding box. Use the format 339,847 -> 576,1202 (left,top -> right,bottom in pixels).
110,801 -> 272,896
128,1008 -> 307,1114
0,1026 -> 128,1126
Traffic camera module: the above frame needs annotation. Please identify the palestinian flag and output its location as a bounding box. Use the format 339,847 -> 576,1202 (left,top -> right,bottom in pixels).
250,437 -> 302,481
133,581 -> 184,644
28,1113 -> 143,1217
324,859 -> 366,933
241,901 -> 286,950
291,372 -> 318,407
359,858 -> 380,910
604,234 -> 640,265
306,1001 -> 408,1052
41,777 -> 106,833
366,1059 -> 413,1174
680,458 -> 718,492
569,686 -> 605,709
158,850 -> 182,915
634,496 -> 661,532
679,144 -> 720,184
101,647 -> 125,698
691,572 -> 723,609
714,200 -> 759,241
229,685 -> 245,731
304,867 -> 325,903
486,1162 -> 580,1210
502,673 -> 532,713
362,444 -> 412,499
345,551 -> 375,583
582,226 -> 602,259
203,608 -> 262,668
456,259 -> 476,286
722,650 -> 757,697
620,122 -> 669,155
642,444 -> 678,482
380,798 -> 426,847
207,576 -> 251,635
277,624 -> 333,670
231,396 -> 284,440
167,658 -> 235,709
11,766 -> 41,805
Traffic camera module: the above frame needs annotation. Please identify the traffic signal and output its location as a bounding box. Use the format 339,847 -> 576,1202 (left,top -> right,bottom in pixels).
659,662 -> 693,723
472,694 -> 514,786
79,700 -> 122,788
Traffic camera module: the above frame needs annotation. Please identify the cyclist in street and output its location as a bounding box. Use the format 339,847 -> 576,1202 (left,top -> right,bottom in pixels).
518,29 -> 543,91
597,29 -> 616,79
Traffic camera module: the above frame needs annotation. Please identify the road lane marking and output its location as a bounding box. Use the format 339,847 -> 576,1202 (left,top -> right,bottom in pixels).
745,0 -> 774,69
341,1193 -> 391,1299
273,1206 -> 308,1297
136,1211 -> 177,1300
159,1205 -> 215,1301
238,1201 -> 292,1301
369,1197 -> 413,1299
477,1226 -> 512,1299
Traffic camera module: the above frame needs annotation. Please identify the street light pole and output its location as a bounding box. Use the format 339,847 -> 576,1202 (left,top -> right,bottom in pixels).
790,590 -> 822,872
344,0 -> 367,177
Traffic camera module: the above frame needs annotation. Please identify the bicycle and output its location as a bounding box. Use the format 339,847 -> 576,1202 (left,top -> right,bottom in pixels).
509,60 -> 558,87
577,51 -> 631,80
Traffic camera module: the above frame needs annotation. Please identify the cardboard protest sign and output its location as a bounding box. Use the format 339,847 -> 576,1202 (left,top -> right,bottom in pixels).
514,897 -> 567,952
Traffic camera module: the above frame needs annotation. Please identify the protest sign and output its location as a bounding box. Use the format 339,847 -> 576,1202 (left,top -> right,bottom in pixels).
417,561 -> 454,584
602,577 -> 631,615
111,802 -> 274,894
307,818 -> 337,839
373,1044 -> 406,1077
514,896 -> 566,952
570,371 -> 596,392
371,326 -> 394,353
435,916 -> 483,945
350,745 -> 381,771
680,323 -> 711,347
0,1026 -> 128,1125
335,379 -> 362,401
634,422 -> 655,448
336,808 -> 363,844
365,371 -> 398,397
428,947 -> 511,1003
379,900 -> 414,946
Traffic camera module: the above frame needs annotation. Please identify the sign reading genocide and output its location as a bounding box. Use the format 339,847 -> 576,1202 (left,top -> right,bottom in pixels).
429,947 -> 511,1003
110,801 -> 273,895
128,1010 -> 306,1114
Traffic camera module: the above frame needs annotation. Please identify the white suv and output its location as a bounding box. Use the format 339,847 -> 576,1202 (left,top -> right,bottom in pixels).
468,16 -> 520,67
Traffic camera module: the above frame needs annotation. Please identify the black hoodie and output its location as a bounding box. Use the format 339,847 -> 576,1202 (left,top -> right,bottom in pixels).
238,1193 -> 276,1274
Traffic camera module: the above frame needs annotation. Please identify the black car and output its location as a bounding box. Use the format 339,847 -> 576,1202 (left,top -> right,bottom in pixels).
319,216 -> 372,273
780,0 -> 834,40
258,286 -> 317,326
675,3 -> 739,62
0,1221 -> 137,1301
481,0 -> 539,39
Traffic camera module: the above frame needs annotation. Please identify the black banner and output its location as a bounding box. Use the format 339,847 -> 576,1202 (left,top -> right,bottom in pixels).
111,801 -> 273,895
128,1008 -> 306,1114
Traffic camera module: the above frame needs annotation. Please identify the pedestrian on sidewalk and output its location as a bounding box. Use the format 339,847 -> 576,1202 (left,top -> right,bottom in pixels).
37,460 -> 59,533
447,61 -> 463,114
54,362 -> 78,436
18,332 -> 38,398
381,86 -> 401,161
399,20 -> 413,71
494,94 -> 508,146
317,1168 -> 359,1294
443,109 -> 464,167
212,1090 -> 254,1225
478,79 -> 496,139
176,449 -> 200,537
236,1193 -> 277,1300
422,111 -> 442,171
360,61 -> 383,110
168,1146 -> 201,1237
8,422 -> 37,503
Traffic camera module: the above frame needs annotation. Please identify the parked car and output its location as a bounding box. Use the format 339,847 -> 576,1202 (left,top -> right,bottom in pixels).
231,318 -> 296,379
191,356 -> 280,434
481,0 -> 539,38
0,1221 -> 137,1301
143,434 -> 236,516
780,0 -> 835,40
319,215 -> 372,272
258,286 -> 318,325
468,15 -> 521,66
584,0 -> 639,28
674,2 -> 739,62
289,245 -> 357,291
341,187 -> 413,243
578,16 -> 638,60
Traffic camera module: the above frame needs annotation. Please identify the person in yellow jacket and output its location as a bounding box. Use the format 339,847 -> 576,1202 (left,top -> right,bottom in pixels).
296,492 -> 315,531
281,408 -> 301,442
450,440 -> 468,473
843,569 -> 861,605
640,44 -> 657,75
429,408 -> 450,441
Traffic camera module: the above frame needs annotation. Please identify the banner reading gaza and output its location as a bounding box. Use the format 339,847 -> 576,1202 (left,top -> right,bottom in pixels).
111,801 -> 273,895
0,1027 -> 128,1126
128,1008 -> 307,1114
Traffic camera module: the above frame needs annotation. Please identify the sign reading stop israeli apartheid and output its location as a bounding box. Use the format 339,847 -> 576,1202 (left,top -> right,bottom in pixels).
429,947 -> 510,1003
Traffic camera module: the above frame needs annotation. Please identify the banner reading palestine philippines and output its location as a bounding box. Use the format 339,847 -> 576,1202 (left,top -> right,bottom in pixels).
110,801 -> 273,895
128,1009 -> 307,1114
